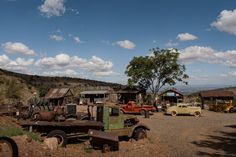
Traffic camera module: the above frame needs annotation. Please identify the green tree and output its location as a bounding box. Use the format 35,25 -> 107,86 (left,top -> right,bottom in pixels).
125,48 -> 189,96
38,87 -> 49,97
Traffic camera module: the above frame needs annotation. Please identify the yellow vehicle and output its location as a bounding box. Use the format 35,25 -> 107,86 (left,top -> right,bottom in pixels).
209,100 -> 234,113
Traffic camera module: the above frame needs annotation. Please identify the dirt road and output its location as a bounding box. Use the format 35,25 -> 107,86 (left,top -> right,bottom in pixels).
140,110 -> 236,157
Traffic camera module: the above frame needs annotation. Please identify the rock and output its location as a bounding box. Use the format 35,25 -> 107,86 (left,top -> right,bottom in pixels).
44,137 -> 58,150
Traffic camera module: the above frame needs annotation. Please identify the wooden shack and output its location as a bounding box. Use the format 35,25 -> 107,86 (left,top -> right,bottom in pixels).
117,86 -> 146,104
159,89 -> 183,104
199,90 -> 234,108
80,90 -> 109,104
45,88 -> 74,106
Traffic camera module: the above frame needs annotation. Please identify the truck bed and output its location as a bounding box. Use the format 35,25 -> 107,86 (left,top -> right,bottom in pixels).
19,120 -> 103,134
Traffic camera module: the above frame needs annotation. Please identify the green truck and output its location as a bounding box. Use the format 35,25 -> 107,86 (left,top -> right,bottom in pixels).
20,104 -> 150,147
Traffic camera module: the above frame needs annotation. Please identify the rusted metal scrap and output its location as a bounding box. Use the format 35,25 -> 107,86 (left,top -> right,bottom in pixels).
88,129 -> 119,152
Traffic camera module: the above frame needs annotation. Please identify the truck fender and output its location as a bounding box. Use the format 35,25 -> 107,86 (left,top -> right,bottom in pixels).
129,123 -> 150,137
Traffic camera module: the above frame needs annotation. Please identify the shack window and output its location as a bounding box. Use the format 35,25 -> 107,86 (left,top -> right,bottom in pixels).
109,108 -> 119,116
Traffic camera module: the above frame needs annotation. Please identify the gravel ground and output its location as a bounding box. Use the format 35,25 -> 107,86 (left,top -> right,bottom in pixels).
140,110 -> 236,157
2,110 -> 236,157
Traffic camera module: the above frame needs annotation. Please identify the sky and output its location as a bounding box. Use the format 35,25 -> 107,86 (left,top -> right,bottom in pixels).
1,0 -> 236,86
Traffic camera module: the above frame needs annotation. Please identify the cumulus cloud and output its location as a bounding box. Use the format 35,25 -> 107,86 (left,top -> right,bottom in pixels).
50,34 -> 64,41
179,46 -> 236,68
36,54 -> 114,76
2,42 -> 36,56
0,54 -> 11,66
114,40 -> 136,49
43,69 -> 77,77
38,0 -> 65,18
73,36 -> 81,44
177,33 -> 198,41
211,8 -> 236,35
0,54 -> 34,73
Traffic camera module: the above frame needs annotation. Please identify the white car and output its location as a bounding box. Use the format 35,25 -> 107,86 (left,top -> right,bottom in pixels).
166,103 -> 201,117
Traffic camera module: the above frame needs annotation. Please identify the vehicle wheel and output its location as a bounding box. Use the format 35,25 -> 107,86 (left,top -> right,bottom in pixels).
0,136 -> 19,157
140,110 -> 146,116
171,111 -> 177,116
194,111 -> 201,117
102,144 -> 111,153
229,108 -> 234,113
47,130 -> 67,147
133,128 -> 147,141
31,112 -> 40,121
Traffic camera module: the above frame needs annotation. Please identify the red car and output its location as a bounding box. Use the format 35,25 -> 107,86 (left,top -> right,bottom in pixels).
121,101 -> 156,115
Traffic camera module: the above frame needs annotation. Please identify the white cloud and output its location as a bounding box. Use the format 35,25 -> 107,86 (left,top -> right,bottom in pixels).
2,42 -> 36,56
179,46 -> 236,68
0,54 -> 34,73
36,53 -> 114,77
38,0 -> 65,18
177,33 -> 198,41
211,8 -> 236,35
114,40 -> 136,49
93,71 -> 114,77
165,40 -> 178,47
0,54 -> 11,66
73,36 -> 81,44
43,69 -> 77,77
50,34 -> 64,41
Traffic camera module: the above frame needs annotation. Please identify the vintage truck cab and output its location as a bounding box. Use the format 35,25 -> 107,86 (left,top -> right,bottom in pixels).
96,105 -> 150,139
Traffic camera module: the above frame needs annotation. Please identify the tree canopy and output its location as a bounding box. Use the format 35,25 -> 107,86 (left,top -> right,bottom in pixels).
125,48 -> 189,96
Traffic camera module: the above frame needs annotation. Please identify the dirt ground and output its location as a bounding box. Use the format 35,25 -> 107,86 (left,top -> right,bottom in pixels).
140,110 -> 236,157
2,110 -> 236,157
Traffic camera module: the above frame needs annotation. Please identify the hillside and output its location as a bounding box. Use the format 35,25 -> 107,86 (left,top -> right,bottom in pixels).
0,68 -> 124,104
187,86 -> 236,97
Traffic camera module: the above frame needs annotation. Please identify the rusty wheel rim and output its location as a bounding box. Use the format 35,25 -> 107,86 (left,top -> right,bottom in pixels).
0,140 -> 13,157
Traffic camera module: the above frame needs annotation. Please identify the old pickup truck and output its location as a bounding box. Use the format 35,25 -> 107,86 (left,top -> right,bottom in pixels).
20,104 -> 150,147
165,103 -> 201,117
121,101 -> 156,115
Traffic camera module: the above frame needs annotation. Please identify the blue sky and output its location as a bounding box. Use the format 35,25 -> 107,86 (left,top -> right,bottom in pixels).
1,0 -> 236,86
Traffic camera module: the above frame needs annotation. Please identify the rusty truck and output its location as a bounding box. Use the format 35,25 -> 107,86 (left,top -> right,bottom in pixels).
20,104 -> 150,147
121,101 -> 156,115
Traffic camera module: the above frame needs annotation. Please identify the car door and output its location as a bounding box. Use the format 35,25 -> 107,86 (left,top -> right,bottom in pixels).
181,105 -> 189,114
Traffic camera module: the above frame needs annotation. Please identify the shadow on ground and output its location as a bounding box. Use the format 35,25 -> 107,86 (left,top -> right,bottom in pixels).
191,125 -> 236,157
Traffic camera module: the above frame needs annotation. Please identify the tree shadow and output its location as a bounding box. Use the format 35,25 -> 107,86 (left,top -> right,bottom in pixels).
191,126 -> 236,157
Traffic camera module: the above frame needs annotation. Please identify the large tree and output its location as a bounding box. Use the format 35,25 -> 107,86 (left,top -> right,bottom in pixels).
125,48 -> 189,96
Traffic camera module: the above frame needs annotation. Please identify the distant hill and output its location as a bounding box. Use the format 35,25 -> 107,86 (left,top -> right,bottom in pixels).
0,68 -> 124,104
186,86 -> 236,97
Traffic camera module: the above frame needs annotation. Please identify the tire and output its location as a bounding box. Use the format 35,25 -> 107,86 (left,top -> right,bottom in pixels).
47,130 -> 67,147
31,112 -> 40,121
194,111 -> 201,117
0,136 -> 19,157
140,109 -> 146,116
229,108 -> 234,113
102,144 -> 111,153
171,111 -> 177,116
133,128 -> 147,141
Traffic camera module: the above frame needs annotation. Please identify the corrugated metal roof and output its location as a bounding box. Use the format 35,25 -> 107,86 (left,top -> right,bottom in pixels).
80,90 -> 108,95
45,88 -> 71,99
159,89 -> 183,97
200,90 -> 234,98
